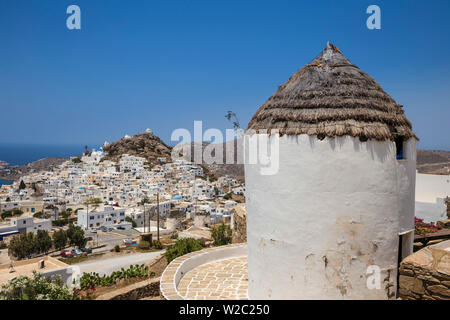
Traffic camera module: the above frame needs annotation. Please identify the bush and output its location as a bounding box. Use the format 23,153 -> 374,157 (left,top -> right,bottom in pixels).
0,241 -> 7,249
52,218 -> 70,227
164,238 -> 203,263
211,223 -> 232,246
153,240 -> 162,249
0,271 -> 79,300
114,245 -> 121,252
33,211 -> 43,218
223,193 -> 232,200
1,209 -> 22,220
137,240 -> 151,250
78,264 -> 149,290
170,233 -> 178,240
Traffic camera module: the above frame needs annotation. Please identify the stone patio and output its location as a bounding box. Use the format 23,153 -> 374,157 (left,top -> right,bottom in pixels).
160,243 -> 248,300
177,256 -> 248,300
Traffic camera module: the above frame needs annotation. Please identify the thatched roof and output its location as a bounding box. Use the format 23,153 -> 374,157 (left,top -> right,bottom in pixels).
247,42 -> 417,141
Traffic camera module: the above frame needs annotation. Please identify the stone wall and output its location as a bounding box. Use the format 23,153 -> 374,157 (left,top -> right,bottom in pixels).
96,277 -> 160,300
399,240 -> 450,300
232,204 -> 246,244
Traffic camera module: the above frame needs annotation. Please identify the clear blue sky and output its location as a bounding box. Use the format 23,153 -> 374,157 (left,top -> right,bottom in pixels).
1,0 -> 449,150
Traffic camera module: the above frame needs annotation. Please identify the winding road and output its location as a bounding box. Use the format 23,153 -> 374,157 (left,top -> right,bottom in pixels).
76,251 -> 164,276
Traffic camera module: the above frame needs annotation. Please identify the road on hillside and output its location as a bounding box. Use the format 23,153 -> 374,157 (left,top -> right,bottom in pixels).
76,251 -> 164,276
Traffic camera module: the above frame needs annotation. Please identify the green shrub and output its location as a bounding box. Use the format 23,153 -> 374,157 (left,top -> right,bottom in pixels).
211,223 -> 232,246
137,240 -> 151,250
33,211 -> 43,218
125,216 -> 137,228
164,238 -> 203,263
153,240 -> 162,249
78,264 -> 148,290
114,245 -> 120,252
0,271 -> 79,300
170,233 -> 178,240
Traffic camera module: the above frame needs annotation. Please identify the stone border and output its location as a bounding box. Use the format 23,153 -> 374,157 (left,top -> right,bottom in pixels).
160,244 -> 247,300
96,277 -> 160,300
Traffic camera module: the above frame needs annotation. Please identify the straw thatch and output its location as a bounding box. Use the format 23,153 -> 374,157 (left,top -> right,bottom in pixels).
247,42 -> 417,141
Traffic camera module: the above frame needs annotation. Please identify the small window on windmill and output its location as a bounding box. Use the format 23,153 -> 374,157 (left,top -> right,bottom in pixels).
395,137 -> 405,160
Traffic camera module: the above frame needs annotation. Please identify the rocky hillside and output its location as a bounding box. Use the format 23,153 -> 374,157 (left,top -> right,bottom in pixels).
172,139 -> 245,182
0,157 -> 67,180
417,149 -> 450,175
102,131 -> 172,165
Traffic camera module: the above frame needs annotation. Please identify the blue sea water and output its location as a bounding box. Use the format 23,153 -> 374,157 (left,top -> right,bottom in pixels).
0,144 -> 88,166
0,179 -> 12,186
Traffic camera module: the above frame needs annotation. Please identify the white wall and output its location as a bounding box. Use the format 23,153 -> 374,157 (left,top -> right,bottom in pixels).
415,173 -> 450,203
415,199 -> 447,223
414,172 -> 449,223
244,134 -> 416,300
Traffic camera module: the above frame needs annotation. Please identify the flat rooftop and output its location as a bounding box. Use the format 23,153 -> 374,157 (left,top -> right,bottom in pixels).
0,256 -> 68,285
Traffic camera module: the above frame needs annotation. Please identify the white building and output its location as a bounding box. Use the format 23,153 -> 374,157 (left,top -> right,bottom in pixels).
0,217 -> 51,240
77,206 -> 126,230
0,201 -> 19,213
415,172 -> 450,222
244,43 -> 417,300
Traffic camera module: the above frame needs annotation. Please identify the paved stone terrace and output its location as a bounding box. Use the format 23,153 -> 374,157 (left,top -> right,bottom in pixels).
160,244 -> 248,300
177,256 -> 248,300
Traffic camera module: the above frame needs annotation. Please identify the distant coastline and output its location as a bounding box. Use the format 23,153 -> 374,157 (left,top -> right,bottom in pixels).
0,144 -> 88,166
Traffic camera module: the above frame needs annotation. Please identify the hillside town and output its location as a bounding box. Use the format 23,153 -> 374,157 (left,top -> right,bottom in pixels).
1,1 -> 449,303
0,133 -> 245,239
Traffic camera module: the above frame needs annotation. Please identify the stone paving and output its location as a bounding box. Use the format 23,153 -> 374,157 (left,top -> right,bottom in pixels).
177,256 -> 248,300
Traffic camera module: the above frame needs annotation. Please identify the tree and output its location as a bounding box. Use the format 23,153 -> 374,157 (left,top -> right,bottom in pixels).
211,223 -> 232,246
19,180 -> 26,190
5,197 -> 10,202
223,193 -> 232,200
52,229 -> 67,250
125,216 -> 137,228
67,224 -> 87,248
72,157 -> 81,164
60,210 -> 70,219
8,233 -> 36,260
225,111 -> 241,130
35,230 -> 52,254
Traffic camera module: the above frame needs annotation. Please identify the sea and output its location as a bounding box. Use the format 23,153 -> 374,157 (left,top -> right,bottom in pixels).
0,143 -> 88,166
0,179 -> 12,187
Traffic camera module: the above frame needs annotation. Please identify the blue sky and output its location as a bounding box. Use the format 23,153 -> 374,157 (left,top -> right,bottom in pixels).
1,0 -> 449,150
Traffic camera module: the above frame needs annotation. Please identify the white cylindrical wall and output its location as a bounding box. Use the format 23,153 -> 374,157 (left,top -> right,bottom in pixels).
244,134 -> 416,299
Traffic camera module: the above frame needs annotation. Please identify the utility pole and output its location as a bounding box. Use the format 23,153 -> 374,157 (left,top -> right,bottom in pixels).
141,203 -> 145,233
157,192 -> 160,241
